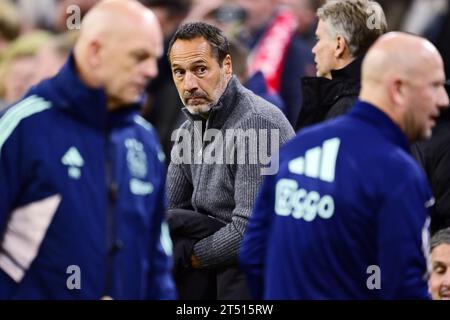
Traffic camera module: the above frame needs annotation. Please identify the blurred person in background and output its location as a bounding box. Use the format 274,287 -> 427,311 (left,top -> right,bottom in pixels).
235,0 -> 314,125
0,0 -> 21,59
429,227 -> 450,300
0,0 -> 175,300
33,31 -> 79,83
182,0 -> 223,24
0,30 -> 52,108
0,0 -> 21,110
14,0 -> 57,32
278,0 -> 324,49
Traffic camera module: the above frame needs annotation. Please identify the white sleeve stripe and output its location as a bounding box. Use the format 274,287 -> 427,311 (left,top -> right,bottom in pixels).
160,221 -> 173,256
134,115 -> 154,131
0,194 -> 61,283
0,95 -> 44,128
0,95 -> 51,155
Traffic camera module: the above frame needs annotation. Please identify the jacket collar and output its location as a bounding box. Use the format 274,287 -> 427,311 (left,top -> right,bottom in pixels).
330,56 -> 363,81
182,76 -> 240,130
300,58 -> 362,114
31,53 -> 141,131
349,100 -> 410,153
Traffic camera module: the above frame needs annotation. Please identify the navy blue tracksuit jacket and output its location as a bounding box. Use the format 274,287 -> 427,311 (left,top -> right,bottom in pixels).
241,101 -> 432,299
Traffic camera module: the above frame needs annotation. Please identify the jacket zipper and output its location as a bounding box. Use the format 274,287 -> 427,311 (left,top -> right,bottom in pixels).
104,130 -> 120,297
192,113 -> 213,212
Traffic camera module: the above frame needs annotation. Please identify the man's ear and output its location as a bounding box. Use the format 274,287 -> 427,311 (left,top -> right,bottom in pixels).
389,78 -> 406,106
87,40 -> 102,68
223,54 -> 233,76
334,35 -> 347,58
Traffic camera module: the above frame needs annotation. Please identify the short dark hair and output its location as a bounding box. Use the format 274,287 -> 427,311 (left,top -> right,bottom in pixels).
167,22 -> 230,66
430,227 -> 450,252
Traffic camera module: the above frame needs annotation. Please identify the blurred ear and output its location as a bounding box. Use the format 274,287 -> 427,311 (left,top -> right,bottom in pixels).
222,54 -> 233,76
335,35 -> 347,58
86,40 -> 102,68
389,77 -> 407,107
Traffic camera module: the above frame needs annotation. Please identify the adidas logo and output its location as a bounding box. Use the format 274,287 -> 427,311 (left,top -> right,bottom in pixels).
61,147 -> 84,179
288,138 -> 341,183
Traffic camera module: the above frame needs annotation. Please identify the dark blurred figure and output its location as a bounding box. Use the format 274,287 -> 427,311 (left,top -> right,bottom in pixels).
413,85 -> 450,235
412,1 -> 450,235
376,0 -> 411,31
33,31 -> 79,83
424,0 -> 450,86
141,0 -> 192,162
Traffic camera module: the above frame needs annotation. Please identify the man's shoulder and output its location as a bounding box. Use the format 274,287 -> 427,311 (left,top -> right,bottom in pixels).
233,87 -> 293,130
0,95 -> 55,131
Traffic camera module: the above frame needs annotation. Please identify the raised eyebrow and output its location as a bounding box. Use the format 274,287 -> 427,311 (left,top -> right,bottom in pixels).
171,63 -> 184,70
191,60 -> 208,67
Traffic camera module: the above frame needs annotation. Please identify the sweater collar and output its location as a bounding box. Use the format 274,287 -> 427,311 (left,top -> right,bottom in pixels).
349,100 -> 410,153
182,76 -> 240,130
32,53 -> 141,131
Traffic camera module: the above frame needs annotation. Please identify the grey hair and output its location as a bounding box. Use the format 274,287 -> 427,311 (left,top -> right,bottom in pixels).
317,0 -> 387,57
430,227 -> 450,252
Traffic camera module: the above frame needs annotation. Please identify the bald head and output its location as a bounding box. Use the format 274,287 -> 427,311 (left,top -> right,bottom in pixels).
361,32 -> 442,89
78,0 -> 159,44
73,0 -> 163,110
360,32 -> 449,143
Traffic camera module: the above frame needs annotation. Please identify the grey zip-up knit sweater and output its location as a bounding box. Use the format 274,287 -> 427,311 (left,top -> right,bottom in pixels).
167,76 -> 294,268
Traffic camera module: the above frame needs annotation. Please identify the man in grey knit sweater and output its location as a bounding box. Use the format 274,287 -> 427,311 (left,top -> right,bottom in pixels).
167,22 -> 294,299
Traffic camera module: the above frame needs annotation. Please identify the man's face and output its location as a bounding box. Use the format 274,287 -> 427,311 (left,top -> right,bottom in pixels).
403,55 -> 449,142
169,37 -> 232,117
312,19 -> 337,79
429,244 -> 450,300
99,24 -> 163,107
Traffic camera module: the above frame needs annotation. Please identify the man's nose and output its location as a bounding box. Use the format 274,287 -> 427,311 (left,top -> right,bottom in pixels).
183,72 -> 198,92
439,84 -> 450,109
142,59 -> 158,80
